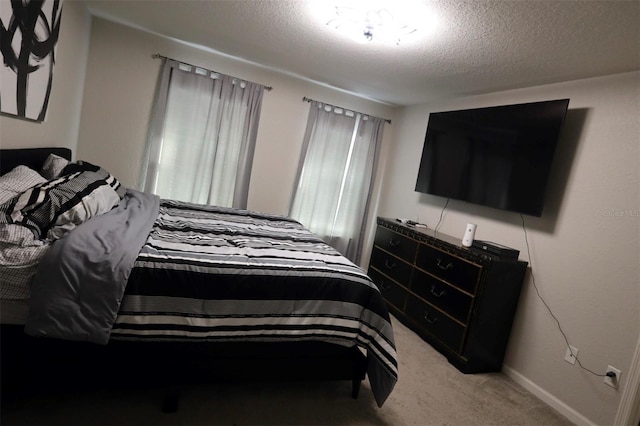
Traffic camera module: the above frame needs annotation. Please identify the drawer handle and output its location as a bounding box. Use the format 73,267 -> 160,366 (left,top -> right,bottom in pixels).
379,280 -> 391,291
384,259 -> 397,270
430,285 -> 447,298
388,238 -> 400,247
423,311 -> 438,324
436,258 -> 453,270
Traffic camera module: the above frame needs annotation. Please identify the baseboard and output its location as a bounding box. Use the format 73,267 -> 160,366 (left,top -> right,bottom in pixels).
502,365 -> 595,426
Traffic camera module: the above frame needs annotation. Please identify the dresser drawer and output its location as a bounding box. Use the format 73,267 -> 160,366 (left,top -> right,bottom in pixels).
411,269 -> 473,324
369,268 -> 408,311
374,226 -> 418,263
416,245 -> 481,294
370,247 -> 413,284
405,296 -> 465,353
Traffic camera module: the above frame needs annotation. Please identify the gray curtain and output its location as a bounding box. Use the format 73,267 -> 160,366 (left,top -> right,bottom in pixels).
289,101 -> 385,263
140,58 -> 264,209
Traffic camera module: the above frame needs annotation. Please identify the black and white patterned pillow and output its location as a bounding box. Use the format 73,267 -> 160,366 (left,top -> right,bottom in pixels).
61,160 -> 126,199
0,224 -> 50,300
0,169 -> 121,240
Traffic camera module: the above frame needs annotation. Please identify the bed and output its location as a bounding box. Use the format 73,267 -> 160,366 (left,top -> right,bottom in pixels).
0,147 -> 397,411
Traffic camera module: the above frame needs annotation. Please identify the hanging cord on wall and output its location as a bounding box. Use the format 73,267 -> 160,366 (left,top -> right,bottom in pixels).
520,214 -> 607,378
433,198 -> 449,238
151,53 -> 272,91
302,97 -> 392,124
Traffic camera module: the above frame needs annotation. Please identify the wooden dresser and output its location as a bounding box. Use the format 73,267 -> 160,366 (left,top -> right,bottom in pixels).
368,217 -> 528,373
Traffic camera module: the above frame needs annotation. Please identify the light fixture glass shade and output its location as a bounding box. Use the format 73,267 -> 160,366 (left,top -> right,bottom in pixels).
327,6 -> 417,45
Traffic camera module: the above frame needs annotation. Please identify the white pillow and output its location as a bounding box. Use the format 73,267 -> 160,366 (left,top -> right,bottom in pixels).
41,153 -> 70,180
0,166 -> 47,204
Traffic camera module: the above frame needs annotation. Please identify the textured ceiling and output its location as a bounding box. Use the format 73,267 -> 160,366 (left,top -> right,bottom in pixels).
87,0 -> 640,106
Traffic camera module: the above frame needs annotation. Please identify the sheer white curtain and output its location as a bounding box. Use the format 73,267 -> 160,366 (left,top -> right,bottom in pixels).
289,101 -> 385,263
140,58 -> 264,208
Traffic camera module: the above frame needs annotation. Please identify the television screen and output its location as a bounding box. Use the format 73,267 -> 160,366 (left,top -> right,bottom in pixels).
415,99 -> 570,217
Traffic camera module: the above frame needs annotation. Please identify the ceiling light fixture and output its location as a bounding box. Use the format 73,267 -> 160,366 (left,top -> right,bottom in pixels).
327,6 -> 417,45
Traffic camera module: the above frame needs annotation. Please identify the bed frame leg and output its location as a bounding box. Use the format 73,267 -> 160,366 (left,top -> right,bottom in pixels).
162,389 -> 180,413
351,378 -> 361,399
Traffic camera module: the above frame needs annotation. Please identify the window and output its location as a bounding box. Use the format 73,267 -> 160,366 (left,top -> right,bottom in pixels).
140,58 -> 265,208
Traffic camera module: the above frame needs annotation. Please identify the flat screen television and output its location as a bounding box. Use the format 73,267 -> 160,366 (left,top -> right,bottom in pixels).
414,99 -> 570,217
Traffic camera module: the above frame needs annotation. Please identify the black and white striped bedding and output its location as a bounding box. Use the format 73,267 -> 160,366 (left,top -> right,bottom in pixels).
26,193 -> 397,406
113,199 -> 398,406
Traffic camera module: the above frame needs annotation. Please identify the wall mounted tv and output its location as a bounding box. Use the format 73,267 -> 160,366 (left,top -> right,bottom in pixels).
415,99 -> 570,217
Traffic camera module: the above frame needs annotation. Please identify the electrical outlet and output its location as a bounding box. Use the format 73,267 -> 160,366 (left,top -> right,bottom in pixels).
604,365 -> 621,389
564,345 -> 579,365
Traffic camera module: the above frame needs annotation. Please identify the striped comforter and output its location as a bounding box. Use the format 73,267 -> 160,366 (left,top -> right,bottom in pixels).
111,199 -> 398,406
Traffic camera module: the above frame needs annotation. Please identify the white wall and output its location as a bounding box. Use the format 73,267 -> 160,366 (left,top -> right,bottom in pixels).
0,0 -> 91,152
378,71 -> 640,425
76,17 -> 396,219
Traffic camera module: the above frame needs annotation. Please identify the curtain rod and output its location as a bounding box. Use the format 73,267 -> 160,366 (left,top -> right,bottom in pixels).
302,97 -> 391,124
152,54 -> 272,91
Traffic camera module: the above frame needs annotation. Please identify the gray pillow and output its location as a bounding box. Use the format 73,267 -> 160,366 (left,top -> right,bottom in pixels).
41,153 -> 70,180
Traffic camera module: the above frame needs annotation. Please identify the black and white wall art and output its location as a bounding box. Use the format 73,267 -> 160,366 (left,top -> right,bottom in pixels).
1,0 -> 63,122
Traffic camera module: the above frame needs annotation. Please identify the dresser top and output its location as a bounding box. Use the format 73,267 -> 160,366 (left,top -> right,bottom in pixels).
376,217 -> 527,265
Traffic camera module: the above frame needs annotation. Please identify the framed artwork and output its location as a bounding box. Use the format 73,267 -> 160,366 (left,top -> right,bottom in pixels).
0,0 -> 63,122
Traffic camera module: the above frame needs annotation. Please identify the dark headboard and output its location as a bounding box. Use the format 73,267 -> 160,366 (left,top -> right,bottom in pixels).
0,148 -> 72,176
